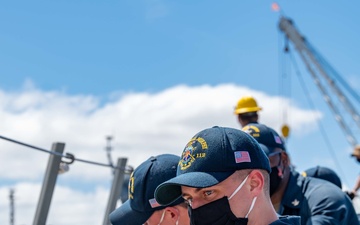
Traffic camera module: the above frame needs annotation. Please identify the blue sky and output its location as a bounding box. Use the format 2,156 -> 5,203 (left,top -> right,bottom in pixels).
2,1 -> 357,97
0,1 -> 360,224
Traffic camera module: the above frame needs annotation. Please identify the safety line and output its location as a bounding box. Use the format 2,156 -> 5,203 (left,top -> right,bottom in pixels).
0,135 -> 132,173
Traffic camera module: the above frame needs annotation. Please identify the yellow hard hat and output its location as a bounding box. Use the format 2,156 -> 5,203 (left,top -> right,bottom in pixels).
234,96 -> 262,114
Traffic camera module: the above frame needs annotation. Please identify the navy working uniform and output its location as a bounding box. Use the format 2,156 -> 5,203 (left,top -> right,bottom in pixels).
280,169 -> 359,225
270,216 -> 300,225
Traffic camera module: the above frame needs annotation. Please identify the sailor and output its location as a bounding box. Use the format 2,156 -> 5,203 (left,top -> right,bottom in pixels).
234,95 -> 262,127
109,154 -> 190,225
155,126 -> 300,225
350,145 -> 360,199
242,123 -> 359,225
301,165 -> 342,189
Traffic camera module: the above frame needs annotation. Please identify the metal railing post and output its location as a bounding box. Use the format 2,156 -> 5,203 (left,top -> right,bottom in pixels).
33,142 -> 65,225
102,158 -> 128,225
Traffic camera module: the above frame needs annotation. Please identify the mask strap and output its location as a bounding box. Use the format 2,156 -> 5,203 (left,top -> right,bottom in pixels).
175,207 -> 180,225
277,152 -> 284,177
228,174 -> 249,200
245,196 -> 257,218
158,210 -> 166,225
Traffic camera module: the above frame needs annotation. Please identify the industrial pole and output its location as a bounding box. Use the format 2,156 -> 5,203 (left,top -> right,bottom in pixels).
9,188 -> 14,225
102,158 -> 128,225
33,142 -> 65,225
105,136 -> 115,175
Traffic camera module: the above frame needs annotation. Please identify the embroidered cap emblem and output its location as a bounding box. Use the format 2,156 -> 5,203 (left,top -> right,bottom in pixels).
179,137 -> 208,170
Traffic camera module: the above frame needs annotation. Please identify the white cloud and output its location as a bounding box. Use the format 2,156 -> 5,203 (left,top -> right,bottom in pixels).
0,83 -> 320,224
0,182 -> 108,225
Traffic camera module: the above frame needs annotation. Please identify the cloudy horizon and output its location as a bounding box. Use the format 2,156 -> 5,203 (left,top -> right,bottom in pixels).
0,82 -> 326,224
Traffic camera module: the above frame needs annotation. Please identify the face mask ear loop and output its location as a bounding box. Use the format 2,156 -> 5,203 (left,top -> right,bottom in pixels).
277,152 -> 284,178
175,207 -> 180,225
228,174 -> 249,200
158,210 -> 166,225
245,196 -> 257,218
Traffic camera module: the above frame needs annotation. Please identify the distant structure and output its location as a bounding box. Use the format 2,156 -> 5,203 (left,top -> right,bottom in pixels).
9,188 -> 14,225
104,135 -> 132,203
105,136 -> 115,175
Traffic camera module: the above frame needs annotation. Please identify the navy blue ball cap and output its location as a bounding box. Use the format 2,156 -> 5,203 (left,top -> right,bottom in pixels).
242,123 -> 286,156
109,154 -> 183,225
154,126 -> 270,206
110,199 -> 152,225
303,166 -> 342,189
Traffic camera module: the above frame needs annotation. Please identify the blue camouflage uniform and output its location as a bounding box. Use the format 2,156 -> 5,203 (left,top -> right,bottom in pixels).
278,169 -> 359,225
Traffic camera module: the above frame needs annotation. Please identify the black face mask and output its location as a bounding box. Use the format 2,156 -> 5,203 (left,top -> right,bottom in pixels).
269,166 -> 283,196
188,197 -> 249,225
269,152 -> 284,196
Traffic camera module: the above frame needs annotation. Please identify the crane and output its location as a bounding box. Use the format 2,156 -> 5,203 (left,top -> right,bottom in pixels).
278,16 -> 360,148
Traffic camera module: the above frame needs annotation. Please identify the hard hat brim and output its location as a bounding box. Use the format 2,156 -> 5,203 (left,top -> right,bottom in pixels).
234,107 -> 262,115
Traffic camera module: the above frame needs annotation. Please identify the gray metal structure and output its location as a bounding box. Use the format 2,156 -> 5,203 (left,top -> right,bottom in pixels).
9,189 -> 15,225
33,142 -> 65,225
102,157 -> 128,225
279,16 -> 360,147
105,136 -> 115,175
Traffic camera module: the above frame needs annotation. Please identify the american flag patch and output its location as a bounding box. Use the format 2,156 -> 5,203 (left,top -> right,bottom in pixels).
149,198 -> 160,208
234,151 -> 251,163
274,135 -> 282,144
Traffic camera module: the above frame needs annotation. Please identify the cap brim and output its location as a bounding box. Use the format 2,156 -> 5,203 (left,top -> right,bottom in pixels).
259,143 -> 278,157
155,171 -> 234,205
109,199 -> 153,225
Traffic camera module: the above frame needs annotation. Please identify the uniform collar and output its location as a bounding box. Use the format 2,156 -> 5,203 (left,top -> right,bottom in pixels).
280,169 -> 304,210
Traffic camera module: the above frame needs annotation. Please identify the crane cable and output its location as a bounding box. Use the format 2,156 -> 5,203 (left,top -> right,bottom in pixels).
307,43 -> 360,104
278,32 -> 291,138
285,45 -> 349,187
